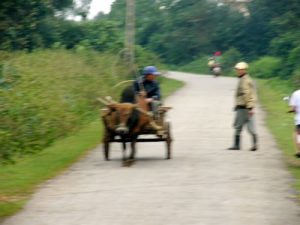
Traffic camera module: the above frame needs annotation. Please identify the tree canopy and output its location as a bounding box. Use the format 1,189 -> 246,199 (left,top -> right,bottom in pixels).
1,0 -> 300,73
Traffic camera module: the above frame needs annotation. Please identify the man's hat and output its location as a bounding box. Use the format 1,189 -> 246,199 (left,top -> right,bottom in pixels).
143,66 -> 161,75
235,62 -> 248,70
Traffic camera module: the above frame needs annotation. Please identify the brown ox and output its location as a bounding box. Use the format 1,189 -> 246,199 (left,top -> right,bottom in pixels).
101,98 -> 151,166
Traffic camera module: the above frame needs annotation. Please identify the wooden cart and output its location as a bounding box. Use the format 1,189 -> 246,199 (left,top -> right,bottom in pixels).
101,105 -> 173,162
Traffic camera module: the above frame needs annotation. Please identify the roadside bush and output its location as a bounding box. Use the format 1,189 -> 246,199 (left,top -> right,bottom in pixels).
0,50 -> 129,162
270,32 -> 299,59
291,69 -> 300,89
288,45 -> 300,70
177,56 -> 209,74
221,48 -> 242,76
135,45 -> 164,72
249,56 -> 282,78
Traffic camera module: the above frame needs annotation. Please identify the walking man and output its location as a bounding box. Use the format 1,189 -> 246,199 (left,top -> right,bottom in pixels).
228,62 -> 258,151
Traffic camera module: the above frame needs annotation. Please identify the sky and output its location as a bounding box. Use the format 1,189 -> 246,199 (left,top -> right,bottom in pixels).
88,0 -> 116,19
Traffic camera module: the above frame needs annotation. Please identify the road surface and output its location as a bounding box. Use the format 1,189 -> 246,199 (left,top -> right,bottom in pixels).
2,72 -> 300,225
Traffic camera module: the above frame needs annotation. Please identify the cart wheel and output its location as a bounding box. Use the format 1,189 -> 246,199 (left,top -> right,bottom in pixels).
165,122 -> 172,159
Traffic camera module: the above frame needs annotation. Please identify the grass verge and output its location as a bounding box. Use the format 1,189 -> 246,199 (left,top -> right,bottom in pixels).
160,76 -> 185,98
0,120 -> 103,218
0,77 -> 184,219
257,79 -> 300,199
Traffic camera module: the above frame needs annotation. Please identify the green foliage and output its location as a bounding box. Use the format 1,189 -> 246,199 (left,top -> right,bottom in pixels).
0,1 -> 123,53
0,50 -> 129,161
270,32 -> 300,58
81,20 -> 123,52
134,46 -> 165,72
58,20 -> 86,49
108,0 -> 300,74
0,200 -> 26,218
288,45 -> 300,70
249,56 -> 282,78
291,69 -> 300,89
177,56 -> 210,74
221,48 -> 242,75
0,0 -> 74,51
1,0 -> 300,76
109,0 -> 249,64
211,6 -> 247,54
57,19 -> 123,52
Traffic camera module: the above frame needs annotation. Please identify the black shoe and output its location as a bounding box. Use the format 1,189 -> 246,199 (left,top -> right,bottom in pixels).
227,135 -> 240,150
250,146 -> 257,151
295,152 -> 300,158
227,147 -> 240,150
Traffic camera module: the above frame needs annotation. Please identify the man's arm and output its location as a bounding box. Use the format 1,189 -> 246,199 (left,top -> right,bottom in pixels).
242,79 -> 255,115
288,106 -> 296,113
133,79 -> 147,97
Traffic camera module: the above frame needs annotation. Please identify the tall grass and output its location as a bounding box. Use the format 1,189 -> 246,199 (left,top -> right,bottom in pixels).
0,49 -> 128,161
257,79 -> 300,199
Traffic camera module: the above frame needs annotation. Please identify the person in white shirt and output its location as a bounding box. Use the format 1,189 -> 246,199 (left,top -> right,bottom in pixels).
289,89 -> 300,158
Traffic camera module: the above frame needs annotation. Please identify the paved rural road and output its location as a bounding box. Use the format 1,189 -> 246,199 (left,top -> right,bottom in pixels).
2,72 -> 300,225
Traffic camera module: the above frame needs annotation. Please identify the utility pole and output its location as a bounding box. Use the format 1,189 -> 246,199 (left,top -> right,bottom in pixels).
125,0 -> 135,74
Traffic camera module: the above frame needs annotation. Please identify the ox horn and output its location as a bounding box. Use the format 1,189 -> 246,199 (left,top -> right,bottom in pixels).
105,96 -> 118,104
97,96 -> 119,105
97,97 -> 110,106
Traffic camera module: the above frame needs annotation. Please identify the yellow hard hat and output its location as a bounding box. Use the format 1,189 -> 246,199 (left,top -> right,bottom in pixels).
235,62 -> 248,70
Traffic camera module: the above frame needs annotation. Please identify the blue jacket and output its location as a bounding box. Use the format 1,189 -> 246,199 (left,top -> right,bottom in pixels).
133,78 -> 161,100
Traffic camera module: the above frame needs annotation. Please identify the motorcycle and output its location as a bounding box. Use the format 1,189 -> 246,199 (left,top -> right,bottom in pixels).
212,65 -> 222,77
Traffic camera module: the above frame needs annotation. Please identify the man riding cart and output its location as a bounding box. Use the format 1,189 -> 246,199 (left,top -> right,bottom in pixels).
134,66 -> 162,125
99,66 -> 172,164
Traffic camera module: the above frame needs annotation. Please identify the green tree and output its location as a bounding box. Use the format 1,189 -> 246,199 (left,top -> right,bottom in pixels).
221,48 -> 242,75
0,0 -> 74,50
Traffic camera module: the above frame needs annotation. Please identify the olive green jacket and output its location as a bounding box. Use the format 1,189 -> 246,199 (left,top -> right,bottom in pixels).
235,74 -> 256,109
